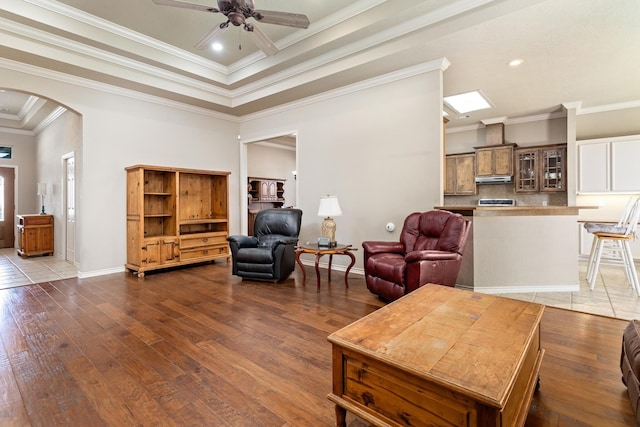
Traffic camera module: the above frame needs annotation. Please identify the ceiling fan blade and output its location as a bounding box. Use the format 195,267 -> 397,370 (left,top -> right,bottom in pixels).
152,0 -> 219,13
195,23 -> 229,49
245,24 -> 278,56
254,10 -> 310,29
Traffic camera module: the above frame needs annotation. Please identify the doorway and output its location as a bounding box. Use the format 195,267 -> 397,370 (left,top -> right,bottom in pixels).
243,134 -> 298,234
0,167 -> 15,248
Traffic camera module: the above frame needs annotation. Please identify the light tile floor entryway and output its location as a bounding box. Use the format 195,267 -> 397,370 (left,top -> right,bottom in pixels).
0,248 -> 78,290
500,261 -> 640,320
0,247 -> 639,321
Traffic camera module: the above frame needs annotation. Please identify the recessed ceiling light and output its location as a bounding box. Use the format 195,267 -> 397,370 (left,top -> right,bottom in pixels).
509,58 -> 524,67
444,90 -> 492,114
212,42 -> 223,52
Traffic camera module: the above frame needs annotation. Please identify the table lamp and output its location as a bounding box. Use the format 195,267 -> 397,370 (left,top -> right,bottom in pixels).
318,195 -> 342,245
37,183 -> 46,215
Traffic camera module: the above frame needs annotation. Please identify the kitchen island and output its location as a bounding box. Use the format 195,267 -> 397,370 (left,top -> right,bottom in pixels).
435,205 -> 598,293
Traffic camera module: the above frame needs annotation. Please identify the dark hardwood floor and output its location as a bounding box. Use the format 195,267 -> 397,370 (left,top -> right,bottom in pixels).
0,261 -> 634,426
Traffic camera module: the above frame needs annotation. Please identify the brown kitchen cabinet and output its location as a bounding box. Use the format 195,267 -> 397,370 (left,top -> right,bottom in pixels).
445,153 -> 476,195
515,144 -> 566,193
475,144 -> 516,177
17,214 -> 54,258
125,165 -> 230,277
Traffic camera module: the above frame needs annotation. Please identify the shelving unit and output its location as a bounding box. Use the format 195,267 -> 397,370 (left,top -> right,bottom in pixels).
247,177 -> 285,235
126,165 -> 230,277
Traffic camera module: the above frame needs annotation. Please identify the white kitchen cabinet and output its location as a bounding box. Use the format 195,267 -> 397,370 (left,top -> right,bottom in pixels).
578,135 -> 640,193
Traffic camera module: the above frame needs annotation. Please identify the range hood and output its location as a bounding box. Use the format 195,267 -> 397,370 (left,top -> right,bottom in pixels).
475,175 -> 513,184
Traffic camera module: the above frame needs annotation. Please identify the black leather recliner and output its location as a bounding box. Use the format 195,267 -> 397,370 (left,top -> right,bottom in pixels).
227,208 -> 303,281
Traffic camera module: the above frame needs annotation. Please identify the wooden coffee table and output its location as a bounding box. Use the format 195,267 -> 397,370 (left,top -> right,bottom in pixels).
295,244 -> 357,291
327,284 -> 545,427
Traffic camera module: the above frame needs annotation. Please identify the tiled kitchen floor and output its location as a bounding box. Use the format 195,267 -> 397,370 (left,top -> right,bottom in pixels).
0,248 -> 78,290
500,261 -> 640,320
0,247 -> 639,321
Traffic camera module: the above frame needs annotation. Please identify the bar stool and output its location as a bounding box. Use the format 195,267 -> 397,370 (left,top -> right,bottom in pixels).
585,197 -> 640,295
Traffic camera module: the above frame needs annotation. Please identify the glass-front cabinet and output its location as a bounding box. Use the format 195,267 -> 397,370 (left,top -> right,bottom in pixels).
515,144 -> 566,193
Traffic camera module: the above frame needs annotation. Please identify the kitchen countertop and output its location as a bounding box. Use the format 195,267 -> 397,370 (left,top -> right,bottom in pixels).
435,205 -> 599,217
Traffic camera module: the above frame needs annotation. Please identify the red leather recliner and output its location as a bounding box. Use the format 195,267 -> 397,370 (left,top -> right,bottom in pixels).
362,210 -> 471,301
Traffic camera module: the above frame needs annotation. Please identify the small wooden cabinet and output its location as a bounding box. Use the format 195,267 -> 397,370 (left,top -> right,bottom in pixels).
126,165 -> 230,277
248,177 -> 285,235
445,153 -> 476,195
17,214 -> 54,258
475,144 -> 516,177
515,144 -> 566,193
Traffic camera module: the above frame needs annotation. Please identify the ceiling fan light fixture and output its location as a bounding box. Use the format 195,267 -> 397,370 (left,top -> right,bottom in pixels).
228,11 -> 244,26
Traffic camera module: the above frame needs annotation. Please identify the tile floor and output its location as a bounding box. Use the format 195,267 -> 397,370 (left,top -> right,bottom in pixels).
500,261 -> 640,320
0,247 -> 639,321
0,248 -> 78,290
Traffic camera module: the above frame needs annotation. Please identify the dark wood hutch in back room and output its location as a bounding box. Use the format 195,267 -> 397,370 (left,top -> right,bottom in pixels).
248,177 -> 286,235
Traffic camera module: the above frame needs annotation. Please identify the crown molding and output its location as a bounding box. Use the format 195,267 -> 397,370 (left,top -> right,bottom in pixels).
240,58 -> 449,122
33,105 -> 67,135
0,58 -> 240,123
577,100 -> 640,115
228,0 -> 387,73
0,126 -> 33,136
0,17 -> 234,105
23,0 -> 228,75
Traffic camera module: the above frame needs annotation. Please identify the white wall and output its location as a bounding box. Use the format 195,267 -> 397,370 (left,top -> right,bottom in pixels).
240,68 -> 445,270
36,109 -> 82,260
0,131 -> 38,210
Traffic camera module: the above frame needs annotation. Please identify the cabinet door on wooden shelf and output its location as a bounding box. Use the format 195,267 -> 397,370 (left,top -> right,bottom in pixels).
515,148 -> 538,192
445,154 -> 476,195
141,237 -> 178,267
475,145 -> 514,176
541,145 -> 566,192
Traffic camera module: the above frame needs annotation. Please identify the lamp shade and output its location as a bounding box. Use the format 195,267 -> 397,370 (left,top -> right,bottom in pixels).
37,183 -> 46,196
317,195 -> 342,217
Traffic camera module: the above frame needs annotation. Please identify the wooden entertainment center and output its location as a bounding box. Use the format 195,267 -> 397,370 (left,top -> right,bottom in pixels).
328,284 -> 544,427
125,165 -> 230,277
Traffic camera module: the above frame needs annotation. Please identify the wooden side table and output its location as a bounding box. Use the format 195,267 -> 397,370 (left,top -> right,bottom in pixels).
295,244 -> 357,291
17,214 -> 54,258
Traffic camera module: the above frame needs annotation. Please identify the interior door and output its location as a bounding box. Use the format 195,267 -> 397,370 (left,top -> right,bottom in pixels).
64,155 -> 76,263
0,167 -> 15,248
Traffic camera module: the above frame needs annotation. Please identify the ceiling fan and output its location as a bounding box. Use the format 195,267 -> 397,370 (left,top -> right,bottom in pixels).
151,0 -> 310,56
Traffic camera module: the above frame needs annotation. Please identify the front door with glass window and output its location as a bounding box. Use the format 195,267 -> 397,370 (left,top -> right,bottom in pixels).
0,168 -> 15,248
